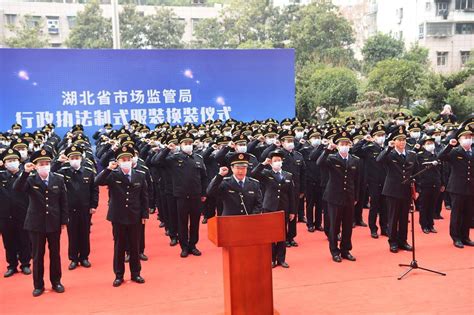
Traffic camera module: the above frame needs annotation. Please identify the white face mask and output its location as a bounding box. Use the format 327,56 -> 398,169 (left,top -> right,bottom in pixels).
181,144 -> 193,154
282,125 -> 291,130
13,129 -> 21,134
310,138 -> 321,147
410,132 -> 420,139
18,150 -> 28,160
295,131 -> 304,139
119,161 -> 132,173
375,136 -> 386,145
37,165 -> 51,177
28,143 -> 34,151
338,145 -> 350,155
69,159 -> 82,170
271,161 -> 282,172
105,129 -> 112,134
132,156 -> 139,165
283,142 -> 295,151
424,144 -> 435,153
460,138 -> 473,149
223,131 -> 232,137
5,160 -> 20,172
396,120 -> 405,126
434,135 -> 441,144
235,145 -> 247,153
265,137 -> 276,145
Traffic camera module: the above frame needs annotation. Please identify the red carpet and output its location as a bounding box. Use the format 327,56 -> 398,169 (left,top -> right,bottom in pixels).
1,187 -> 473,314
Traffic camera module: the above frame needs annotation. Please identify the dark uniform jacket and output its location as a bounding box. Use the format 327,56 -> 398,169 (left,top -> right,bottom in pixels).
437,145 -> 474,196
95,168 -> 149,225
0,169 -> 28,220
13,171 -> 69,233
352,140 -> 386,185
206,174 -> 262,216
415,149 -> 442,188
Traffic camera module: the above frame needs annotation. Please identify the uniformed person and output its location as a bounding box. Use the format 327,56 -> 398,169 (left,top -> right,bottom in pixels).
0,148 -> 31,277
13,149 -> 68,297
251,150 -> 295,268
206,152 -> 262,216
317,131 -> 360,262
95,145 -> 149,287
214,134 -> 259,172
437,122 -> 474,248
53,145 -> 99,270
152,133 -> 207,258
376,126 -> 416,253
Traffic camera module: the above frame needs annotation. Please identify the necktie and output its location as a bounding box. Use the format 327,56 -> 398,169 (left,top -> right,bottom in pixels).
126,174 -> 131,182
467,151 -> 472,158
43,180 -> 48,186
275,172 -> 282,181
239,181 -> 244,188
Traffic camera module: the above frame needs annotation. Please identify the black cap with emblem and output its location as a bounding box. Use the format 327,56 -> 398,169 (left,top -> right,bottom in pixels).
31,149 -> 53,164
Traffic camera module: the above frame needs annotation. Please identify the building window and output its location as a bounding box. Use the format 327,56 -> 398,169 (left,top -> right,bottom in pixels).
419,24 -> 425,39
51,43 -> 61,48
67,16 -> 76,28
461,51 -> 471,66
436,2 -> 449,17
47,17 -> 59,34
5,14 -> 16,25
455,0 -> 474,10
437,52 -> 448,66
426,2 -> 431,10
26,16 -> 42,28
427,22 -> 453,36
456,23 -> 474,34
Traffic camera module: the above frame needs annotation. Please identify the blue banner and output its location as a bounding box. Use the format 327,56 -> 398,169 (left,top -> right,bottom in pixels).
0,48 -> 295,137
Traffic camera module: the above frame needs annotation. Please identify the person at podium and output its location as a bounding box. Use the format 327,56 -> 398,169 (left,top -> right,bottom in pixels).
251,150 -> 296,269
206,152 -> 262,216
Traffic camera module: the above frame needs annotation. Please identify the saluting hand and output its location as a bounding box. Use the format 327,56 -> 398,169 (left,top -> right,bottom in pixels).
289,214 -> 295,221
219,166 -> 229,176
58,154 -> 68,163
449,139 -> 457,146
274,140 -> 281,147
263,158 -> 271,166
328,143 -> 337,151
388,140 -> 395,148
90,208 -> 97,214
364,135 -> 373,142
167,143 -> 176,151
24,162 -> 36,173
108,161 -> 118,170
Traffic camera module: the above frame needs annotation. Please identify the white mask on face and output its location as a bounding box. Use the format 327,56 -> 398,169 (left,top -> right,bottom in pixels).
69,159 -> 82,170
338,145 -> 350,155
19,150 -> 28,160
223,131 -> 232,137
410,132 -> 421,139
235,145 -> 247,153
5,160 -> 20,172
119,161 -> 132,173
28,143 -> 34,151
271,161 -> 282,172
105,129 -> 112,134
265,137 -> 276,145
424,144 -> 435,153
396,120 -> 405,126
132,156 -> 139,165
434,135 -> 441,144
181,144 -> 193,154
283,142 -> 295,151
13,129 -> 21,135
375,136 -> 386,145
310,138 -> 321,147
37,165 -> 51,177
295,131 -> 304,139
460,138 -> 473,149
282,125 -> 291,130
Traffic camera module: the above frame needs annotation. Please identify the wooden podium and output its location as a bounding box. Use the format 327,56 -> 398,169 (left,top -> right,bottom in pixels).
208,211 -> 285,315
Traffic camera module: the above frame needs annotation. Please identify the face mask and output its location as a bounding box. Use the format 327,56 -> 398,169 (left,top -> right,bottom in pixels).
198,130 -> 205,136
28,143 -> 34,151
19,150 -> 28,160
310,138 -> 321,147
37,165 -> 51,177
282,125 -> 291,130
223,131 -> 232,137
140,133 -> 147,138
181,144 -> 193,154
235,145 -> 247,153
460,138 -> 473,149
132,156 -> 138,165
203,142 -> 210,148
295,131 -> 304,139
338,145 -> 350,155
13,129 -> 21,134
69,159 -> 82,170
265,138 -> 276,145
424,144 -> 435,153
375,136 -> 386,145
271,161 -> 282,172
283,142 -> 295,151
396,120 -> 405,126
434,135 -> 441,144
5,160 -> 20,172
410,132 -> 420,139
119,161 -> 132,172
105,129 -> 112,134
426,125 -> 435,131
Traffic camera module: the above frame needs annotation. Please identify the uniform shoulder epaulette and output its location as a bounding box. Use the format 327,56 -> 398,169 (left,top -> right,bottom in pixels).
248,177 -> 260,183
135,169 -> 146,174
53,172 -> 64,177
0,170 -> 6,173
84,166 -> 96,174
195,153 -> 203,159
29,172 -> 36,177
223,176 -> 232,180
248,153 -> 257,158
138,157 -> 145,162
417,151 -> 424,155
352,155 -> 360,160
140,164 -> 149,170
408,150 -> 416,154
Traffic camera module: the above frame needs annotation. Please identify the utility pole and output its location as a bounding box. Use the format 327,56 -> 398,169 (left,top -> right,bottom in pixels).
111,0 -> 121,49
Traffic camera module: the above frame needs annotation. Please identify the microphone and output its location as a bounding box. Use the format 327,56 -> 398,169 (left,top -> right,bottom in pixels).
422,160 -> 439,166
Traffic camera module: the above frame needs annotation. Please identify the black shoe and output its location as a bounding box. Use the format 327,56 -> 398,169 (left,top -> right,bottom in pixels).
21,266 -> 31,275
445,205 -> 451,210
170,238 -> 178,246
68,261 -> 78,270
307,226 -> 316,233
290,240 -> 298,247
131,276 -> 145,284
390,246 -> 399,253
422,228 -> 430,234
190,248 -> 202,256
180,250 -> 189,258
165,229 -> 170,236
278,261 -> 290,268
454,240 -> 464,248
125,254 -> 130,263
332,255 -> 342,263
32,287 -> 45,297
462,239 -> 474,246
429,227 -> 438,233
113,278 -> 124,287
159,222 -> 165,228
316,225 -> 324,232
298,217 -> 307,223
381,230 -> 389,237
52,283 -> 65,293
399,243 -> 413,251
80,260 -> 91,268
4,269 -> 17,278
139,253 -> 148,261
286,241 -> 291,248
202,218 -> 208,224
370,232 -> 379,239
272,262 -> 276,268
356,221 -> 368,227
341,252 -> 356,261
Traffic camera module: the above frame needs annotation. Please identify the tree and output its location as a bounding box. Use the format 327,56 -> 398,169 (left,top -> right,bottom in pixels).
361,33 -> 405,72
191,18 -> 227,48
119,5 -> 148,48
296,64 -> 359,119
288,1 -> 355,68
368,59 -> 425,107
65,0 -> 112,48
145,7 -> 185,48
4,15 -> 49,48
403,43 -> 429,65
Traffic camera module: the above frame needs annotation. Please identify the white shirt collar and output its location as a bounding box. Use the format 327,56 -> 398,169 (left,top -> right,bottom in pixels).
233,176 -> 245,184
